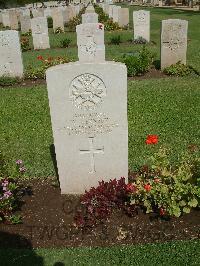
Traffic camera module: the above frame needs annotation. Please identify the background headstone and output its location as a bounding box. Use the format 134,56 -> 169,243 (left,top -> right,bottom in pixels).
20,15 -> 31,33
133,10 -> 150,42
9,10 -> 19,30
161,19 -> 188,69
2,11 -> 11,28
82,4 -> 98,24
31,17 -> 50,50
0,30 -> 23,78
112,6 -> 121,23
76,23 -> 105,62
118,8 -> 129,28
52,8 -> 64,32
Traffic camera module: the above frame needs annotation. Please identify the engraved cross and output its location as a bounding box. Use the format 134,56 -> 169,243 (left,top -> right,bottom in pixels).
79,137 -> 104,174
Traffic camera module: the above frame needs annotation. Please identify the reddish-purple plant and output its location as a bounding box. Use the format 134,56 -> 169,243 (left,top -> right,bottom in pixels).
74,177 -> 137,228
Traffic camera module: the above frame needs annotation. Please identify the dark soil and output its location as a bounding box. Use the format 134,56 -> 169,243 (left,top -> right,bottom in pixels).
0,69 -> 168,89
0,179 -> 199,248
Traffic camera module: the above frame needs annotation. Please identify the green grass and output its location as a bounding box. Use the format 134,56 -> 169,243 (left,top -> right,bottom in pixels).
0,240 -> 199,265
0,77 -> 199,177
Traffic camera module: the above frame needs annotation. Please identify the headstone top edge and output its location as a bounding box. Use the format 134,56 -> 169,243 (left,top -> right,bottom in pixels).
46,61 -> 127,73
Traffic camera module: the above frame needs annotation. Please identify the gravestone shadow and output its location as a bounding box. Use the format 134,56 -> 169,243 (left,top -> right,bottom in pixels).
0,231 -> 44,266
50,144 -> 60,184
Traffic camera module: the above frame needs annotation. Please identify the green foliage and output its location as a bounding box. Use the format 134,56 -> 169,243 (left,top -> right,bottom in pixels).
20,36 -> 30,52
21,30 -> 32,36
66,7 -> 86,32
47,16 -> 53,28
66,15 -> 81,32
25,55 -> 70,79
0,76 -> 21,87
94,4 -> 109,23
164,62 -> 194,77
122,46 -> 154,76
60,38 -> 72,48
110,35 -> 121,45
128,147 -> 200,217
104,18 -> 120,31
93,4 -> 120,31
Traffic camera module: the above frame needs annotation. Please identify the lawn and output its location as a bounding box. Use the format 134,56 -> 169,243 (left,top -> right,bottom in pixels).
0,77 -> 200,177
0,240 -> 199,265
0,5 -> 200,265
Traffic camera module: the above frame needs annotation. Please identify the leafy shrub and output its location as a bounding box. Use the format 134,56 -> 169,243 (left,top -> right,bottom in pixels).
74,177 -> 136,227
66,7 -> 86,32
20,36 -> 30,52
60,38 -> 72,48
54,27 -> 64,34
163,62 -> 194,77
25,55 -> 70,79
122,46 -> 154,76
0,154 -> 26,224
94,5 -> 109,23
110,35 -> 121,45
128,145 -> 200,217
66,16 -> 81,32
21,30 -> 32,37
94,4 -> 120,31
133,37 -> 148,44
47,16 -> 53,28
0,76 -> 21,87
104,18 -> 120,31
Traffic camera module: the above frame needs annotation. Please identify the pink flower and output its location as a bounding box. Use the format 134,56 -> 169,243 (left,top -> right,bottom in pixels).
16,159 -> 23,165
19,166 -> 26,173
154,178 -> 161,183
2,180 -> 9,187
4,190 -> 12,198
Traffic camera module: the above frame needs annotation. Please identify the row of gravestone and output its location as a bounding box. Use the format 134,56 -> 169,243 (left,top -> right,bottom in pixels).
0,5 -> 82,31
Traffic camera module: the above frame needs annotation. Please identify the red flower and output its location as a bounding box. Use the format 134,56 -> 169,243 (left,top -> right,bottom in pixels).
126,183 -> 137,193
98,24 -> 103,30
145,135 -> 158,145
159,208 -> 165,216
144,184 -> 151,192
37,55 -> 44,61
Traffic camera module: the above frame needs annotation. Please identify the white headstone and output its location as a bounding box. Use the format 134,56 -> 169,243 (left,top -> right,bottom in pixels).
31,17 -> 50,50
82,12 -> 98,24
52,8 -> 64,32
0,30 -> 23,78
133,10 -> 150,42
112,6 -> 121,23
9,10 -> 19,30
2,11 -> 11,27
76,23 -> 105,63
118,8 -> 129,28
161,19 -> 188,69
46,21 -> 128,194
20,15 -> 31,33
32,8 -> 44,17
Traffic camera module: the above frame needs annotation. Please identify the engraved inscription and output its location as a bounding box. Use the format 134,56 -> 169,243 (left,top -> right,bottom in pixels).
162,24 -> 186,51
69,73 -> 106,109
59,113 -> 119,137
136,11 -> 148,25
80,36 -> 96,56
79,137 -> 104,173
